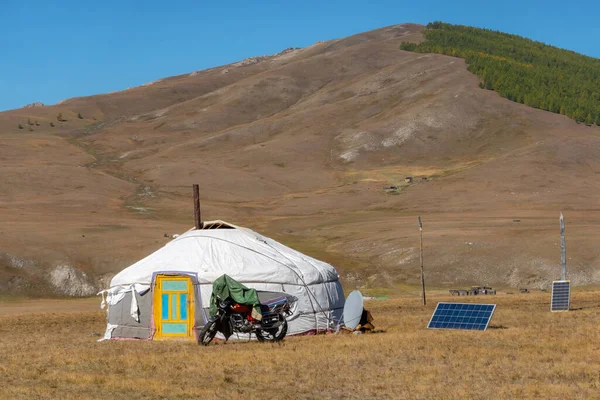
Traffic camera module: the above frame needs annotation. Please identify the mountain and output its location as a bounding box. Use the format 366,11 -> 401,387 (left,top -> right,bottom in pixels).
2,23 -> 600,296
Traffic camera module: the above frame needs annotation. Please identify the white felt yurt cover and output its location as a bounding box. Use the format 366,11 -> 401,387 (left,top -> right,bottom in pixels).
103,221 -> 345,338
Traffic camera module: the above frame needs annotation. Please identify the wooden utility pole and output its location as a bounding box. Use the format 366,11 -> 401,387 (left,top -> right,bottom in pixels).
560,212 -> 566,280
418,216 -> 426,306
193,184 -> 203,229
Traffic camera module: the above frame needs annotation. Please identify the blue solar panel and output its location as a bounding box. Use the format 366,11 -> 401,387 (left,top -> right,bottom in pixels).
427,303 -> 496,330
551,280 -> 570,312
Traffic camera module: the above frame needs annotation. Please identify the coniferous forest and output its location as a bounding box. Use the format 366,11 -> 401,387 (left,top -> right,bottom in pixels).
401,22 -> 600,126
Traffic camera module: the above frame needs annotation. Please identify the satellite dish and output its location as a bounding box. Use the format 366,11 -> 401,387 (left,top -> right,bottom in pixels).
343,290 -> 364,330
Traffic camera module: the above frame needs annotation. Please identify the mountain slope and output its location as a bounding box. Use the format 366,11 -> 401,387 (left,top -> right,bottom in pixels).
2,23 -> 600,296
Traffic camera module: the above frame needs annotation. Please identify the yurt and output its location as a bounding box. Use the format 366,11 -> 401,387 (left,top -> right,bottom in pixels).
98,221 -> 345,341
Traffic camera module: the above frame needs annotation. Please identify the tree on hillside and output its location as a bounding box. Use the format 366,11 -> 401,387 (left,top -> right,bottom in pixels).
401,22 -> 600,126
27,118 -> 33,126
18,124 -> 24,129
78,113 -> 83,119
35,120 -> 39,126
50,122 -> 55,127
400,42 -> 417,52
57,113 -> 64,122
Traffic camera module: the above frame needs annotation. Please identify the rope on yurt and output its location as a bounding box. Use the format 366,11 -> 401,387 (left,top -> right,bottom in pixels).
260,239 -> 341,328
175,234 -> 341,328
256,238 -> 321,328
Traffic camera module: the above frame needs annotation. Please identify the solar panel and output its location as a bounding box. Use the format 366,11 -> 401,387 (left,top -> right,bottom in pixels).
427,302 -> 496,330
551,280 -> 570,312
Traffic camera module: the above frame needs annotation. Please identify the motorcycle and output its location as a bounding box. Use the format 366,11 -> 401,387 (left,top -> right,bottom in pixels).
198,292 -> 296,345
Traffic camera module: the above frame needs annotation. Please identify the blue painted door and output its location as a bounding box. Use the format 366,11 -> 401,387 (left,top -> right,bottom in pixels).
155,276 -> 194,339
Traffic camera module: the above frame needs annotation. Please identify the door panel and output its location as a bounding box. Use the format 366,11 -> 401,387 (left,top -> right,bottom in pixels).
163,280 -> 188,291
180,294 -> 188,320
161,293 -> 169,320
161,323 -> 189,334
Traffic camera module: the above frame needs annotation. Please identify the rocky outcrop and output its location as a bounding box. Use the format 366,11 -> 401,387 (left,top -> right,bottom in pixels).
49,265 -> 97,296
23,102 -> 45,108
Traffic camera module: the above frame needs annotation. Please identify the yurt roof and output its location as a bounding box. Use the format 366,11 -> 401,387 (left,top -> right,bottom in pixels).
109,221 -> 340,287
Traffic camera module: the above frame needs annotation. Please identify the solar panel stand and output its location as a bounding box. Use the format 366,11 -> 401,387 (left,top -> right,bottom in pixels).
560,213 -> 567,281
418,216 -> 426,306
550,214 -> 570,312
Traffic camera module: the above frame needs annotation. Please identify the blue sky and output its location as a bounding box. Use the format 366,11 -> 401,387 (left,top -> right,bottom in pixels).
1,0 -> 598,111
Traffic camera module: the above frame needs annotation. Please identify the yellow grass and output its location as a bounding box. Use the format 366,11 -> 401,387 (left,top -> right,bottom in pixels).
1,290 -> 600,399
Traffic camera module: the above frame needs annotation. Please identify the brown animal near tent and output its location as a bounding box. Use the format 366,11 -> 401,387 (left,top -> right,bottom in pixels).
341,309 -> 374,333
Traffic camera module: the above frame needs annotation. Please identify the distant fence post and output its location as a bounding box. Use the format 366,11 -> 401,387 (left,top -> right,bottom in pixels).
419,216 -> 426,306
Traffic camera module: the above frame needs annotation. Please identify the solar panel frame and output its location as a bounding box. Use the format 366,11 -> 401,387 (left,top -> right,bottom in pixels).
427,302 -> 496,331
550,280 -> 571,312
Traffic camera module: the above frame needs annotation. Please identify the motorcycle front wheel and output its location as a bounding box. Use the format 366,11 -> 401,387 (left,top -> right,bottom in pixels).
197,320 -> 219,346
256,319 -> 288,342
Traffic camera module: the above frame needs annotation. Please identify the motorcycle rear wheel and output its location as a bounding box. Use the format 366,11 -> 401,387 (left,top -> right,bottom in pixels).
198,320 -> 219,346
256,319 -> 288,342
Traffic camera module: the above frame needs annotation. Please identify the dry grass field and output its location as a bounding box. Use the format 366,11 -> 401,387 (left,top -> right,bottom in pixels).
2,289 -> 600,399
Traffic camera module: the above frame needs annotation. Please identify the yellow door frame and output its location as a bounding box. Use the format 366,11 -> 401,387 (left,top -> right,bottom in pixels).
153,274 -> 195,340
